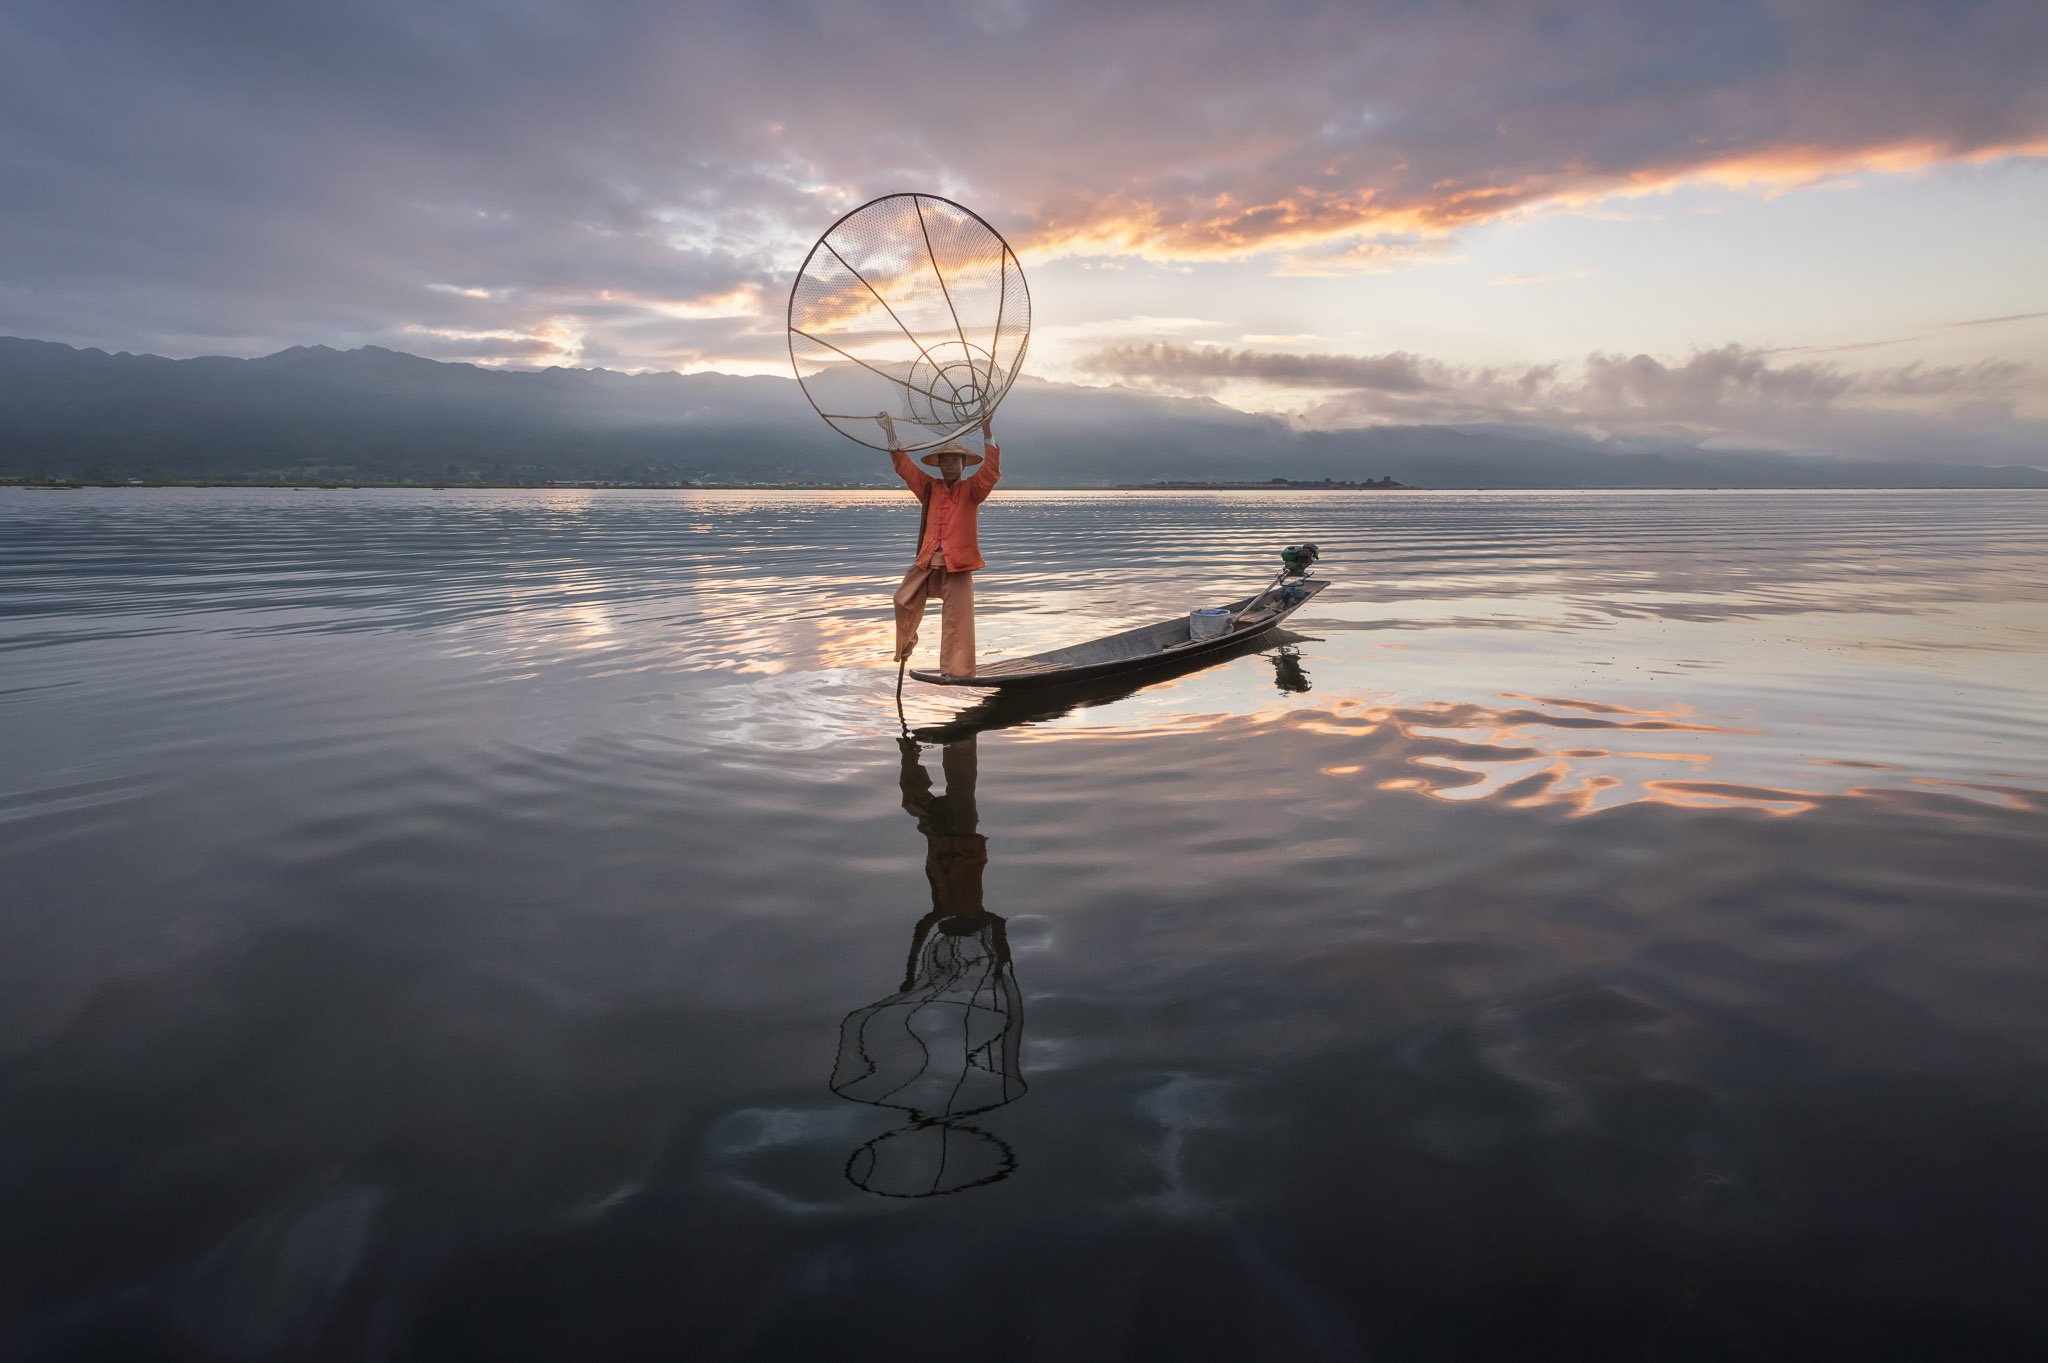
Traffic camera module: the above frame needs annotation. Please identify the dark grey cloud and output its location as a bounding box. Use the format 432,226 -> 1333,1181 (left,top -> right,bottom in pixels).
1578,346 -> 1855,410
0,0 -> 2043,367
1080,343 -> 1434,393
0,0 -> 814,364
1865,359 -> 2030,396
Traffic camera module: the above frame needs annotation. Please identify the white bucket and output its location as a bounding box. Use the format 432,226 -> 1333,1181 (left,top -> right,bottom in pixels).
1189,607 -> 1232,640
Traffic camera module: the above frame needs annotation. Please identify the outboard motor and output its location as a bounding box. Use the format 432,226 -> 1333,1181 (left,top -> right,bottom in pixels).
1280,543 -> 1321,577
1267,543 -> 1322,607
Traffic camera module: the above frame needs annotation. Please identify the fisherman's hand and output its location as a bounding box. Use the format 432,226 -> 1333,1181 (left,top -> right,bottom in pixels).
980,415 -> 993,443
875,412 -> 897,448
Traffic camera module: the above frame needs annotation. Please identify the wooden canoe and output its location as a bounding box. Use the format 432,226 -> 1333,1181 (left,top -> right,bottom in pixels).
910,577 -> 1328,690
909,627 -> 1314,744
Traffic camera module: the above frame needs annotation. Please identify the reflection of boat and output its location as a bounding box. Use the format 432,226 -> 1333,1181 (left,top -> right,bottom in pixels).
911,627 -> 1315,745
1271,642 -> 1312,693
911,577 -> 1328,690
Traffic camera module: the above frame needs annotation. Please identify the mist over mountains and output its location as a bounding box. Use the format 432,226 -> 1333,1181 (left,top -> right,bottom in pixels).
2,337 -> 2041,488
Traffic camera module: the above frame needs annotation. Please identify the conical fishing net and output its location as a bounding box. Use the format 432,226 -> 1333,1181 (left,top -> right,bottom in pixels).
789,193 -> 1031,452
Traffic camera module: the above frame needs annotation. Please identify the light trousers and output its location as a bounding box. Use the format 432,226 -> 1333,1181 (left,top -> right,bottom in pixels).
893,562 -> 975,676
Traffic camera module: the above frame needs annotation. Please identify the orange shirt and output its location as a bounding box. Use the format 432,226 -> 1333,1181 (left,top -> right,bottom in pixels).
891,443 -> 1000,571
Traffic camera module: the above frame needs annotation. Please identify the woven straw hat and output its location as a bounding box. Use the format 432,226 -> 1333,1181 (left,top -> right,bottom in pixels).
919,440 -> 983,469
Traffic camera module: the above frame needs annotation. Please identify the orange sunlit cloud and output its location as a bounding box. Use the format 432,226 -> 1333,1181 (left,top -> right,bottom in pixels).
1017,137 -> 2048,270
602,284 -> 764,320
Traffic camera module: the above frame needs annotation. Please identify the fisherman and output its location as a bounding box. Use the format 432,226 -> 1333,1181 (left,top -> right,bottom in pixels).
876,412 -> 999,680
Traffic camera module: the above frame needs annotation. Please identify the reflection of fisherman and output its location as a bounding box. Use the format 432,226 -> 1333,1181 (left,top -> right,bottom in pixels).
893,735 -> 1006,987
877,412 -> 1001,680
830,735 -> 1025,1196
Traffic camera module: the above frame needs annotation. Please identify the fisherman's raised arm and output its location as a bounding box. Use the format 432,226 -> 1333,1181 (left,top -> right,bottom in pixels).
968,416 -> 1001,502
878,412 -> 932,500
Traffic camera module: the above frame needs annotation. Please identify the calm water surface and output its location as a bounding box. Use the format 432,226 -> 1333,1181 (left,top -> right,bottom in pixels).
2,487 -> 2045,1360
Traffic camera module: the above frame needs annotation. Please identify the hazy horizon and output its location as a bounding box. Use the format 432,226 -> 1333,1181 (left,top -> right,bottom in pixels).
6,333 -> 2045,487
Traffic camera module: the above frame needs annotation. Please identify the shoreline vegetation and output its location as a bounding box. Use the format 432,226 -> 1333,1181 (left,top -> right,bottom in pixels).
1117,476 -> 1412,490
10,479 -> 1425,492
9,477 -> 1417,491
10,477 -> 2048,493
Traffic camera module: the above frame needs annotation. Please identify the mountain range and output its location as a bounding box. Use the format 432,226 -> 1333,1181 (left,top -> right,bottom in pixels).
2,336 -> 2042,488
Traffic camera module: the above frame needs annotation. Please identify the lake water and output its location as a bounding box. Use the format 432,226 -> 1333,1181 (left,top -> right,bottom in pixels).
2,486 -> 2045,1360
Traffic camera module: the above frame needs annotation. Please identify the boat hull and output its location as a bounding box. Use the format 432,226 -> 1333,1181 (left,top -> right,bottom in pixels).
910,578 -> 1328,690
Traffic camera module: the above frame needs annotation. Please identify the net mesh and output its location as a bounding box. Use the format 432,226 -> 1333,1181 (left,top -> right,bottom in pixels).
789,193 -> 1031,452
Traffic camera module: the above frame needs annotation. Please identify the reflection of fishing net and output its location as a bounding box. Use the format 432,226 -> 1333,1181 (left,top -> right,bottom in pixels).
831,922 -> 1026,1196
832,926 -> 1025,1118
844,1120 -> 1016,1199
789,193 -> 1031,453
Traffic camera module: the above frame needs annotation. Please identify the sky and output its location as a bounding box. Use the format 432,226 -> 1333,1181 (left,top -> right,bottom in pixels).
3,0 -> 2045,463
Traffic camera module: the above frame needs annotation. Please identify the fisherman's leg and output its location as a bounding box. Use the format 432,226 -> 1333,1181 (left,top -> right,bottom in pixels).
892,565 -> 936,662
937,569 -> 975,677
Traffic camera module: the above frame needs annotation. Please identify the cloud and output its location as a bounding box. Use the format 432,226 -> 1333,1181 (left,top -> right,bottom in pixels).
1863,359 -> 2030,396
1268,238 -> 1462,279
1077,339 -> 2041,462
1490,268 -> 1595,287
1080,342 -> 1435,393
1775,313 -> 2046,359
0,0 -> 2043,373
1938,311 -> 2048,331
400,322 -> 585,366
1577,346 -> 1855,411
